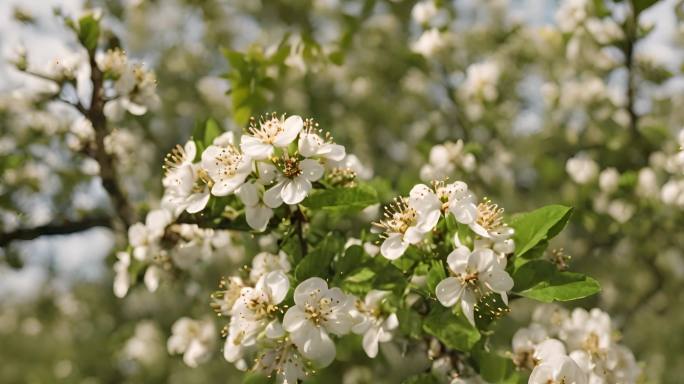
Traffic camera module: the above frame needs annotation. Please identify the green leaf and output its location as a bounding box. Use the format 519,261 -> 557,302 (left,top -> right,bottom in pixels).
632,0 -> 660,15
77,14 -> 100,52
334,245 -> 364,280
426,260 -> 446,296
472,344 -> 515,383
294,234 -> 344,282
397,307 -> 423,339
204,118 -> 222,147
242,372 -> 273,384
513,260 -> 601,303
423,305 -> 481,351
402,373 -> 441,384
301,184 -> 378,213
510,205 -> 573,258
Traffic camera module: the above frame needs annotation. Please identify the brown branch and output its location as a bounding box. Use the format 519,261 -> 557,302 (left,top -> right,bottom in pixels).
0,217 -> 112,247
86,49 -> 135,228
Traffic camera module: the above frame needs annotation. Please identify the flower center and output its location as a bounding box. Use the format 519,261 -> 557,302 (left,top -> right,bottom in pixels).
282,157 -> 302,178
304,298 -> 334,326
250,116 -> 283,143
163,144 -> 191,174
214,145 -> 243,178
374,198 -> 418,234
476,198 -> 504,231
247,296 -> 278,319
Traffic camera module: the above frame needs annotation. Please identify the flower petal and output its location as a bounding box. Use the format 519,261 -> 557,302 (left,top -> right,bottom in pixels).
380,233 -> 409,260
281,177 -> 312,205
299,159 -> 324,181
273,115 -> 303,147
435,277 -> 464,307
241,135 -> 274,159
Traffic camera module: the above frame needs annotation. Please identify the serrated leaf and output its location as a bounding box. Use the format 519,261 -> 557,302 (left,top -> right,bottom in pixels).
513,260 -> 601,303
510,205 -> 573,258
301,184 -> 378,213
423,305 -> 481,351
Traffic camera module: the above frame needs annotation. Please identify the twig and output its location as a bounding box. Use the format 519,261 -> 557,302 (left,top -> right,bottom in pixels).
85,49 -> 135,228
0,217 -> 112,247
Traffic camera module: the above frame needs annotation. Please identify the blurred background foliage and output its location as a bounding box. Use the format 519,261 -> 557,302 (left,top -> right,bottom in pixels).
1,0 -> 684,383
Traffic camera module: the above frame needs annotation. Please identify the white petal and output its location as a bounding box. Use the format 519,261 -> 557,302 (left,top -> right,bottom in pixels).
265,320 -> 286,339
471,248 -> 495,272
245,204 -> 273,232
362,327 -> 381,358
281,177 -> 311,205
274,115 -> 303,147
211,173 -> 248,196
293,277 -> 328,305
186,192 -> 210,213
297,132 -> 321,158
446,246 -> 470,274
241,135 -> 274,159
257,162 -> 279,184
144,266 -> 161,292
263,181 -> 285,208
183,140 -> 197,163
283,307 -> 308,333
450,201 -> 478,224
435,277 -> 464,307
264,270 -> 290,304
380,233 -> 409,260
460,289 -> 476,326
404,226 -> 424,244
482,268 -> 514,296
320,143 -> 346,161
299,159 -> 324,181
237,182 -> 259,207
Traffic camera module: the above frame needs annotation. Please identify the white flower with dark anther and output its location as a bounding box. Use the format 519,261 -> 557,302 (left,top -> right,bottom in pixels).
566,154 -> 598,184
282,277 -> 355,367
373,196 -> 426,260
435,247 -> 514,326
236,181 -> 274,232
167,317 -> 216,368
104,65 -> 159,121
211,276 -> 245,316
470,198 -> 515,266
446,181 -> 483,235
329,153 -> 374,180
253,337 -> 312,384
511,324 -> 548,369
240,114 -> 303,160
224,271 -> 290,367
351,290 -> 399,358
128,208 -> 172,261
250,251 -> 292,283
113,251 -> 131,298
261,146 -> 325,207
408,183 -> 443,230
201,143 -> 252,196
162,141 -> 210,216
529,354 -> 588,384
298,129 -> 346,163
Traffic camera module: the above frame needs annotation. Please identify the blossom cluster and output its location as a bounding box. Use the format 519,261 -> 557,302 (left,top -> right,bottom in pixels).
210,252 -> 398,383
512,305 -> 641,384
161,114 -> 363,232
114,208 -> 237,298
374,179 -> 515,326
96,48 -> 160,121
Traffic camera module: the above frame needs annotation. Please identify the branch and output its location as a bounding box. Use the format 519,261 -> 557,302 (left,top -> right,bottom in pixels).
0,217 -> 112,247
86,49 -> 136,228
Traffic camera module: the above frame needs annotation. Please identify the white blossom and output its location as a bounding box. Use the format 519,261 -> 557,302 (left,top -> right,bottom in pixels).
282,277 -> 355,367
566,154 -> 598,184
250,251 -> 292,283
435,247 -> 513,326
240,114 -> 303,160
201,143 -> 252,196
167,317 -> 216,368
351,290 -> 399,358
